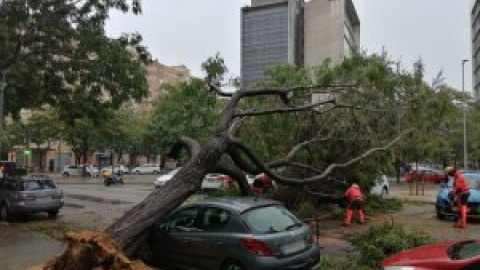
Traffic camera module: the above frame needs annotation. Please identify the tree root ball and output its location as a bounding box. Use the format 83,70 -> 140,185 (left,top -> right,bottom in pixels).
28,231 -> 153,270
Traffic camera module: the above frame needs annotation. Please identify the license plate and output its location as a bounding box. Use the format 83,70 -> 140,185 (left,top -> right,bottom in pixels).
281,239 -> 306,255
35,196 -> 53,203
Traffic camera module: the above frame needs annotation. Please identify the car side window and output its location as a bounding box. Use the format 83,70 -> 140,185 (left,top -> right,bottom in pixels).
199,207 -> 231,231
168,207 -> 200,231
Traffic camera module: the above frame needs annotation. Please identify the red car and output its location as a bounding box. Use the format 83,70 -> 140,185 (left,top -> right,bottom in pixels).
383,239 -> 480,269
249,173 -> 277,195
404,169 -> 445,183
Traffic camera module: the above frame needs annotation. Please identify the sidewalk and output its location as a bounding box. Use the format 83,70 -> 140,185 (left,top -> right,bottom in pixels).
388,182 -> 438,204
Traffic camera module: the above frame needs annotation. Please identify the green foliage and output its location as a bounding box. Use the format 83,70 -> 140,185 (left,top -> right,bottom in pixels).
318,256 -> 373,270
348,222 -> 433,267
1,0 -> 149,118
145,78 -> 221,155
295,199 -> 318,219
364,197 -> 403,215
202,52 -> 228,85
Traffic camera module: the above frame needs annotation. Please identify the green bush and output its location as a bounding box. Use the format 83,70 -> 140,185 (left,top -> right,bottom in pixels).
318,256 -> 373,270
295,199 -> 318,219
364,196 -> 403,215
348,221 -> 433,267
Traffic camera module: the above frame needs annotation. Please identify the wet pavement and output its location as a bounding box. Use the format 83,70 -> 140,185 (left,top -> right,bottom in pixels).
0,180 -> 471,268
0,224 -> 66,270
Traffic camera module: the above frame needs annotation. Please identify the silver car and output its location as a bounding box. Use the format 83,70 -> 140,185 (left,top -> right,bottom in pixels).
151,196 -> 320,270
0,175 -> 64,221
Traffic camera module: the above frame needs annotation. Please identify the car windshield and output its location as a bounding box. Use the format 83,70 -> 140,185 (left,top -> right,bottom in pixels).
242,205 -> 302,234
21,179 -> 56,191
448,240 -> 480,260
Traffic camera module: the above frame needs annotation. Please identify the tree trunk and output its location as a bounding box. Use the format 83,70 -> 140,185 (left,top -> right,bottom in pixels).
105,134 -> 231,256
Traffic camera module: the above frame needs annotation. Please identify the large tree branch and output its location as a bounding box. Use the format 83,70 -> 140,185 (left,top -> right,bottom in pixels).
211,161 -> 252,196
267,136 -> 333,168
230,130 -> 412,185
167,136 -> 201,161
233,99 -> 336,118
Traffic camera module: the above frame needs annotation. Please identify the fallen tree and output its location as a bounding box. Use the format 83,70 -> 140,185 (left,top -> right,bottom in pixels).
32,76 -> 411,269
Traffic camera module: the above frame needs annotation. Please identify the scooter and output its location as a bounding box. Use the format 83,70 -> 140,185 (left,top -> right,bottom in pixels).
104,172 -> 124,186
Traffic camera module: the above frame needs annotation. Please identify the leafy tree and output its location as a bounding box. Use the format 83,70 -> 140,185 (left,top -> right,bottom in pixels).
0,0 -> 150,166
144,79 -> 221,164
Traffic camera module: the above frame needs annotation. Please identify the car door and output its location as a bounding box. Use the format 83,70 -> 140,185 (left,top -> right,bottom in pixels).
152,207 -> 202,269
465,175 -> 480,213
190,207 -> 234,270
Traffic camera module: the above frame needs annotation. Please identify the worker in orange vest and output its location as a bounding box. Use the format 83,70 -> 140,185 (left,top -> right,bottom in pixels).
445,167 -> 470,229
341,183 -> 365,226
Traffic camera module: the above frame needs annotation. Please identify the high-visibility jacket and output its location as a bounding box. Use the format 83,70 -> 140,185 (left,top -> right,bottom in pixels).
344,185 -> 364,202
453,171 -> 469,195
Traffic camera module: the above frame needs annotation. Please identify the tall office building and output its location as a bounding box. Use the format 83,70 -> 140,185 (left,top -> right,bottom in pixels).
241,0 -> 360,86
241,0 -> 304,87
472,0 -> 480,99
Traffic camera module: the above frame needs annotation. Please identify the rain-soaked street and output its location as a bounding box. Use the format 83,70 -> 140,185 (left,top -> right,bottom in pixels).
0,225 -> 65,270
2,179 -> 480,269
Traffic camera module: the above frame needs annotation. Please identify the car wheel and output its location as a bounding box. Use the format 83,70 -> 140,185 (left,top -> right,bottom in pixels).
154,170 -> 159,174
0,203 -> 9,221
221,260 -> 246,270
47,210 -> 59,219
62,172 -> 69,178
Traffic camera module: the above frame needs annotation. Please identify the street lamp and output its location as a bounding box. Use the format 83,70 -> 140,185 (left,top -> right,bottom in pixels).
462,59 -> 469,169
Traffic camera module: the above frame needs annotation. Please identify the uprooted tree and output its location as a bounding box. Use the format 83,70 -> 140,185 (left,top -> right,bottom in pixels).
33,52 -> 427,270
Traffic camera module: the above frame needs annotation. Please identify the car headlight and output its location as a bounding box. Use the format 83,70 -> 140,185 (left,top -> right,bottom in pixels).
383,267 -> 416,270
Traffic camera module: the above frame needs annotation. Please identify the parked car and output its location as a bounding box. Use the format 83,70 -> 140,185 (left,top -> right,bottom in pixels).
247,173 -> 277,195
404,168 -> 445,183
382,239 -> 480,269
0,175 -> 64,221
154,168 -> 181,188
370,173 -> 389,197
155,169 -> 237,191
435,172 -> 480,220
150,196 -> 320,270
132,163 -> 161,175
62,164 -> 99,177
201,173 -> 237,192
0,161 -> 26,178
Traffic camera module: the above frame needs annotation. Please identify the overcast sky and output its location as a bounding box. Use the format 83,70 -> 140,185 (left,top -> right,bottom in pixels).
106,0 -> 472,92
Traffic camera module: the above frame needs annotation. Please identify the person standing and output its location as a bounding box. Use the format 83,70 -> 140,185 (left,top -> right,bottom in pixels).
445,167 -> 470,229
341,183 -> 365,226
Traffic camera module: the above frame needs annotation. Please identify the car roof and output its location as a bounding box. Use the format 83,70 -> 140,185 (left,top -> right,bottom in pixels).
1,175 -> 52,181
186,196 -> 282,214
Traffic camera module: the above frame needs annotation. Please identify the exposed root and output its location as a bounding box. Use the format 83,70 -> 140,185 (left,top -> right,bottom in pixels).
28,231 -> 152,270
